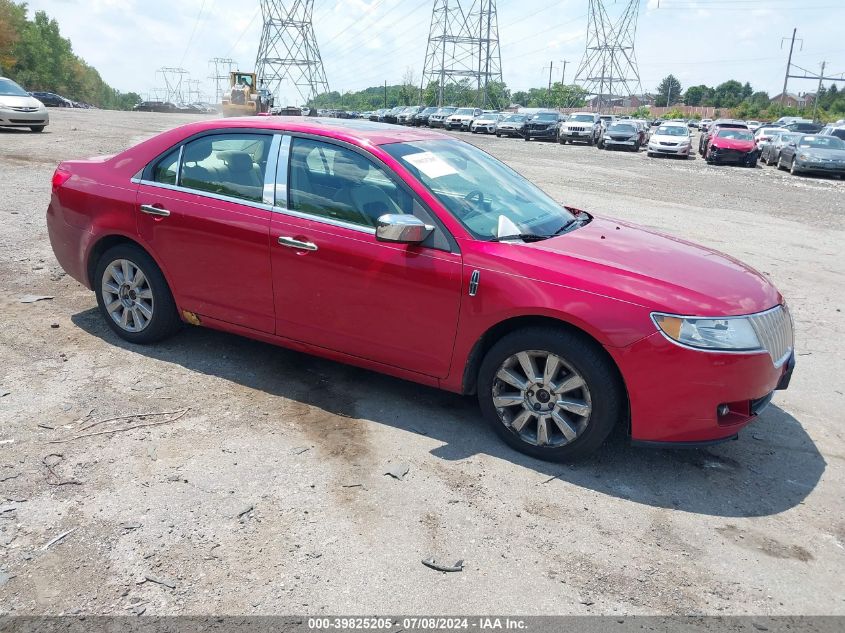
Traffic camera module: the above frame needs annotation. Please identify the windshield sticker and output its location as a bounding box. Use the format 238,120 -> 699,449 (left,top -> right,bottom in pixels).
404,152 -> 458,179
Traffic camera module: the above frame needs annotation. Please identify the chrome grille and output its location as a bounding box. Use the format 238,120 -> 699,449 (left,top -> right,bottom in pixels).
568,126 -> 586,132
749,305 -> 793,367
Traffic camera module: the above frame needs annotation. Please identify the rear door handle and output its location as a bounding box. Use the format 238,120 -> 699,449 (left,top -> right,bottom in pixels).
140,204 -> 170,217
277,236 -> 318,251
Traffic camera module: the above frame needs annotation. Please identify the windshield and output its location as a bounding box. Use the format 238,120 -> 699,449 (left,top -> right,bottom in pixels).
570,114 -> 595,122
503,114 -> 525,122
657,126 -> 687,136
384,139 -> 577,240
531,113 -> 558,121
0,78 -> 29,97
436,107 -> 456,115
717,129 -> 754,141
455,108 -> 474,115
799,136 -> 845,149
608,123 -> 636,133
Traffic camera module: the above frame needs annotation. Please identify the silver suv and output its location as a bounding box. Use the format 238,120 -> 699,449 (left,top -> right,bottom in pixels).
558,112 -> 601,145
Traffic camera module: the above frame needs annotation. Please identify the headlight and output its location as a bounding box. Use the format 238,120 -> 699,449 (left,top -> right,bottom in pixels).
798,154 -> 808,160
652,313 -> 762,352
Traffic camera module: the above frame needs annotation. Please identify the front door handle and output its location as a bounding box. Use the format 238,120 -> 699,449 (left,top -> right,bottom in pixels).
140,204 -> 170,217
277,236 -> 318,251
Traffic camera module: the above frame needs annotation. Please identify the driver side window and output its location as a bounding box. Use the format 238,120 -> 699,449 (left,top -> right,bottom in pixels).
288,138 -> 412,228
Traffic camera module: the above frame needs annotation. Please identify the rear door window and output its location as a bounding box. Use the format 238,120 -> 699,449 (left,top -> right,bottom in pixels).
178,133 -> 273,203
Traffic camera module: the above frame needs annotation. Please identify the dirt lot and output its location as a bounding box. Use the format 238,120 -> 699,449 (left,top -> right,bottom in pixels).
0,109 -> 843,616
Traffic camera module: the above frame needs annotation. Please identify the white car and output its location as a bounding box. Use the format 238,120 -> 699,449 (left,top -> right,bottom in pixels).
470,111 -> 502,134
445,107 -> 481,131
647,123 -> 693,157
0,77 -> 49,132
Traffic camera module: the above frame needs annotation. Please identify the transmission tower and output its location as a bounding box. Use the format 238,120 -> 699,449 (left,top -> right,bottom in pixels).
156,67 -> 190,105
420,0 -> 503,108
209,57 -> 237,104
573,0 -> 643,110
255,0 -> 330,106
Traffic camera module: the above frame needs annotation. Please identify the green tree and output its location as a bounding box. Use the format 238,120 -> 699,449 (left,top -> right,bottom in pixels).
656,74 -> 682,106
683,84 -> 712,106
713,80 -> 744,108
0,1 -> 141,109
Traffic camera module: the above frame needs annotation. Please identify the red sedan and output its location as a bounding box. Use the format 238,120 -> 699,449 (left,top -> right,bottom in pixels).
47,118 -> 794,460
705,128 -> 759,167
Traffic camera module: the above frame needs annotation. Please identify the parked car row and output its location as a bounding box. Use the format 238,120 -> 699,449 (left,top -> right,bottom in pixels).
133,101 -> 217,114
695,118 -> 845,176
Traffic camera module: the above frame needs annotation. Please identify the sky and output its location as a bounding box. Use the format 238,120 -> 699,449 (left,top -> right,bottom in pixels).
26,0 -> 845,105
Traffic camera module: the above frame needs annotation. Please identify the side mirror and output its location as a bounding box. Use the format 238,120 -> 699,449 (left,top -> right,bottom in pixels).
376,214 -> 434,244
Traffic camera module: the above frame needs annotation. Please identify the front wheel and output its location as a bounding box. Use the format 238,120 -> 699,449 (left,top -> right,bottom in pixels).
31,126 -> 45,133
524,135 -> 530,141
94,244 -> 181,344
477,327 -> 624,461
790,159 -> 800,176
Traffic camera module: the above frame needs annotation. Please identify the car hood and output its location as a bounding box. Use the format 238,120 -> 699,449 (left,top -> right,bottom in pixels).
519,218 -> 780,316
711,137 -> 756,151
0,94 -> 45,109
799,148 -> 845,159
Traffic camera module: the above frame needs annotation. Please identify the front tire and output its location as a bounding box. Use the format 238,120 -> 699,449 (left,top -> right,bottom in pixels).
31,126 -> 45,133
94,244 -> 181,344
790,158 -> 800,176
477,327 -> 624,461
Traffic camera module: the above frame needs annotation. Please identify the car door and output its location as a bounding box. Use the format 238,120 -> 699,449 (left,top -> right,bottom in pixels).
268,135 -> 462,379
135,131 -> 279,333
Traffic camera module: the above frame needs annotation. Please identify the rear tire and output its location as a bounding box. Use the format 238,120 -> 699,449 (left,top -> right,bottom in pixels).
94,244 -> 181,344
477,327 -> 624,462
790,159 -> 799,176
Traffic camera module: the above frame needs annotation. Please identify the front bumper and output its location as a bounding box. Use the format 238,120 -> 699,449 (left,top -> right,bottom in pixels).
0,108 -> 49,127
496,126 -> 523,136
648,143 -> 691,155
428,119 -> 445,128
709,148 -> 756,164
604,138 -> 638,148
525,127 -> 557,139
471,123 -> 497,133
608,332 -> 794,443
793,160 -> 845,176
560,130 -> 593,141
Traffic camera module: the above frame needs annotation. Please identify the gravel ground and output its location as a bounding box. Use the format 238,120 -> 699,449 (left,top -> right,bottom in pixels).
0,109 -> 843,616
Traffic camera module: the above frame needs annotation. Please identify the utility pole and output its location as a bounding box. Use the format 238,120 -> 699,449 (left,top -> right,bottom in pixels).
813,61 -> 825,121
546,61 -> 554,107
384,81 -> 387,108
780,28 -> 801,105
666,82 -> 672,108
560,60 -> 568,86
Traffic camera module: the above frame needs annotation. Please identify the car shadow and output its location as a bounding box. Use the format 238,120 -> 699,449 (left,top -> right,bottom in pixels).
72,308 -> 825,519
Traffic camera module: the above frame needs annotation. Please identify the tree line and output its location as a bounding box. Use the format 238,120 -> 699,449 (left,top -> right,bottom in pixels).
656,74 -> 845,121
0,1 -> 140,109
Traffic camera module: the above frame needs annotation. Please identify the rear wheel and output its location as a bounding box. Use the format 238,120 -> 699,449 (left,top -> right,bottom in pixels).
30,126 -> 45,133
777,154 -> 786,171
478,327 -> 624,461
790,158 -> 800,176
94,244 -> 181,344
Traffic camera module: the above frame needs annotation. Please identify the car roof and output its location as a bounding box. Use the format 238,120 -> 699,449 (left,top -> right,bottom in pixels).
174,116 -> 450,146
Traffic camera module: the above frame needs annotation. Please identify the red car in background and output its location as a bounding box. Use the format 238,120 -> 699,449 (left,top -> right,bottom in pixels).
705,128 -> 760,167
47,118 -> 794,461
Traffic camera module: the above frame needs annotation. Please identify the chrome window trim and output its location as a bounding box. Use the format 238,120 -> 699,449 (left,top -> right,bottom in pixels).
175,144 -> 184,186
270,204 -> 376,235
135,179 -> 274,212
263,134 -> 282,206
275,135 -> 292,209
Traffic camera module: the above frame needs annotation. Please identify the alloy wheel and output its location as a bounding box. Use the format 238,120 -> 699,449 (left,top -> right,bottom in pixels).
101,258 -> 154,333
492,350 -> 592,447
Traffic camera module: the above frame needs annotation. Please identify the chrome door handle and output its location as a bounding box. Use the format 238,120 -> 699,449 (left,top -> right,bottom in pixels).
140,204 -> 170,217
277,236 -> 318,251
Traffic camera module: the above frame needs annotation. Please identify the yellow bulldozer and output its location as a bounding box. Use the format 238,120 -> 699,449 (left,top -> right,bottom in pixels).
220,71 -> 273,117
